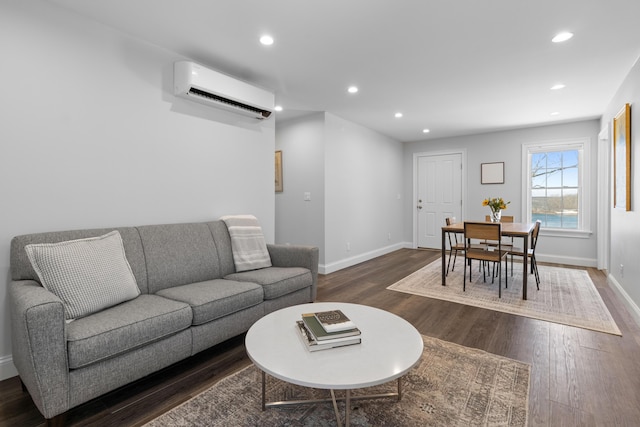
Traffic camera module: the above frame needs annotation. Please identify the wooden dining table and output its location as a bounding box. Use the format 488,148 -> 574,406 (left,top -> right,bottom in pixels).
441,221 -> 536,300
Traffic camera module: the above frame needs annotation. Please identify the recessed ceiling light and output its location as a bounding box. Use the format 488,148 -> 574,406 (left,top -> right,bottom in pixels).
552,32 -> 573,43
551,111 -> 560,116
274,105 -> 283,112
260,35 -> 274,46
395,112 -> 403,118
422,129 -> 430,133
347,86 -> 358,94
551,84 -> 566,90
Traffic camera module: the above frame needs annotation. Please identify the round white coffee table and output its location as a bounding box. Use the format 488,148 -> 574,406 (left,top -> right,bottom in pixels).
245,302 -> 424,426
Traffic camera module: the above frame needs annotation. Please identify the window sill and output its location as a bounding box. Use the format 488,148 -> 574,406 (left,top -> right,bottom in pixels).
539,228 -> 592,239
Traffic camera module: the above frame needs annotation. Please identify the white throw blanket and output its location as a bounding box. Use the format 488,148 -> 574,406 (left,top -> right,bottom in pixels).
220,215 -> 272,272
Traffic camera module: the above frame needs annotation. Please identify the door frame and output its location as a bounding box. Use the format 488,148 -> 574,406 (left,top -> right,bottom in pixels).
412,148 -> 467,249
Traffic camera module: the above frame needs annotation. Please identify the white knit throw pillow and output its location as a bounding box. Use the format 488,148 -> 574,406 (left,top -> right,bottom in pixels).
25,230 -> 140,320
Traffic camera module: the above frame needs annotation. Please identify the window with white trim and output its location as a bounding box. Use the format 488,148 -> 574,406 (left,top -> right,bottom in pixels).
522,139 -> 591,237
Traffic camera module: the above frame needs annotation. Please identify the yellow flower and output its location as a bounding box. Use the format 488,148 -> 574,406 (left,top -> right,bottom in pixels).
483,197 -> 510,212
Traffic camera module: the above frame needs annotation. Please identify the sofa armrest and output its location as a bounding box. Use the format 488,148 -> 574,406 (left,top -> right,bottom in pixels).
267,244 -> 319,300
9,280 -> 70,419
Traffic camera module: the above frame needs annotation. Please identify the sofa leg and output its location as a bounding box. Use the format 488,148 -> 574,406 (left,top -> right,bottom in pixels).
18,379 -> 66,426
46,413 -> 67,427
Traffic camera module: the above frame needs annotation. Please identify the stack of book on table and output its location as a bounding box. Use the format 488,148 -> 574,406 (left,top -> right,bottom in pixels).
296,309 -> 361,352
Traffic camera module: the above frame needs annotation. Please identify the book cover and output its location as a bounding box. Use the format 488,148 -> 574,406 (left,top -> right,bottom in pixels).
313,309 -> 357,333
301,313 -> 361,341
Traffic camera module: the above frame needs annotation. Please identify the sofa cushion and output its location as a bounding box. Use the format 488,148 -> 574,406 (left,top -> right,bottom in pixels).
220,215 -> 272,272
156,279 -> 264,326
225,267 -> 311,300
66,294 -> 192,369
137,223 -> 221,293
206,221 -> 236,278
25,231 -> 140,320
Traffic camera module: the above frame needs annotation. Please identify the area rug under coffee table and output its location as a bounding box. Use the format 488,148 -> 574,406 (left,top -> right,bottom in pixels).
145,335 -> 530,427
387,259 -> 621,336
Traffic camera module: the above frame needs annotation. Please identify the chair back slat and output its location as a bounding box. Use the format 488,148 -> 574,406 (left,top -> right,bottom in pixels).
445,217 -> 459,246
484,215 -> 514,222
464,221 -> 501,242
531,220 -> 541,250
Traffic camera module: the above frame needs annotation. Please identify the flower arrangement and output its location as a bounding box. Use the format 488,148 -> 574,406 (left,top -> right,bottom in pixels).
482,197 -> 510,213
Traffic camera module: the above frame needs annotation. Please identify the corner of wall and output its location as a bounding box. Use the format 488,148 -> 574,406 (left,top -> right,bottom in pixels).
0,355 -> 17,381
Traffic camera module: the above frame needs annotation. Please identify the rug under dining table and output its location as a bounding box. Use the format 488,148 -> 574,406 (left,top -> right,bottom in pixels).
387,259 -> 621,336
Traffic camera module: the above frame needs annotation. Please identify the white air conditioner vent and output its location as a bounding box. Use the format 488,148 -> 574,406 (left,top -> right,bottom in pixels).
186,87 -> 271,118
174,61 -> 274,120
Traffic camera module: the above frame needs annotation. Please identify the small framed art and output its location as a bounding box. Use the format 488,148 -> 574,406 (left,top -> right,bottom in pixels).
481,162 -> 504,184
275,150 -> 283,193
613,104 -> 631,210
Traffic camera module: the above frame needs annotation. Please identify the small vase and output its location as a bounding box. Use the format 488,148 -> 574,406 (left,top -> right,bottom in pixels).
490,209 -> 502,223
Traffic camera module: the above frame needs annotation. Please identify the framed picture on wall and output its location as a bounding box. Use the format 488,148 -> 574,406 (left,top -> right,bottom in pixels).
613,103 -> 631,210
481,162 -> 504,184
275,150 -> 283,193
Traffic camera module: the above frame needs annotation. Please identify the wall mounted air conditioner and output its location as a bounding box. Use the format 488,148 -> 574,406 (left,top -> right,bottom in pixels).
174,61 -> 274,120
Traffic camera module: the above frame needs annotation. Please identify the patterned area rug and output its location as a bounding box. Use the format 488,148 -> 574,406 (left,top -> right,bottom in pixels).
145,335 -> 530,427
388,259 -> 621,336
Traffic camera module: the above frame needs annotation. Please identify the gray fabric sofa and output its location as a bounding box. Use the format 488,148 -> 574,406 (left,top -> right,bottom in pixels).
8,220 -> 318,424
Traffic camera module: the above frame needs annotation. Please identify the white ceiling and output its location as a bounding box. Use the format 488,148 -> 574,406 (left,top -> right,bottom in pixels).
48,0 -> 640,142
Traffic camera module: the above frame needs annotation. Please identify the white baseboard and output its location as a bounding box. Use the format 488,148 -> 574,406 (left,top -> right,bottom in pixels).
607,274 -> 640,329
0,354 -> 17,381
535,253 -> 597,268
319,246 -> 596,275
319,242 -> 410,275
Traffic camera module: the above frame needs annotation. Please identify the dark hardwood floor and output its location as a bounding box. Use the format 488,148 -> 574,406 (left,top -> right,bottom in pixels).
2,248 -> 639,426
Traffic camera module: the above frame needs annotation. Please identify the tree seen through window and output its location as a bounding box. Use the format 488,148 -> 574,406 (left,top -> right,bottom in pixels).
530,150 -> 579,229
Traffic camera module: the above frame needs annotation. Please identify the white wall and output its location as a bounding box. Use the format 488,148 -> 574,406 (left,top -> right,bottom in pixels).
275,113 -> 326,262
601,56 -> 640,323
276,112 -> 404,273
324,113 -> 405,273
403,120 -> 601,266
0,1 -> 275,379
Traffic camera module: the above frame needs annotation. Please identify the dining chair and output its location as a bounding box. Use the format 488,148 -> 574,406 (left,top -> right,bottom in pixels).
509,220 -> 542,289
463,222 -> 509,297
484,214 -> 515,274
448,217 -> 487,275
484,215 -> 515,245
445,217 -> 465,275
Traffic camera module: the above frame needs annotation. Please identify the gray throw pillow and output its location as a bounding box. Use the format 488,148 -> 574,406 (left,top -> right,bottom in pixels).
25,230 -> 140,320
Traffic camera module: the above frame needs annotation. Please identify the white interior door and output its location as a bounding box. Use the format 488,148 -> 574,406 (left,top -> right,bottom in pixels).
416,153 -> 462,248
